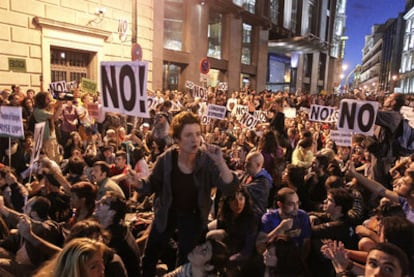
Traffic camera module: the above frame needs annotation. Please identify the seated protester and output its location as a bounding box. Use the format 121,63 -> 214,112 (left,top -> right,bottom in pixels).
0,166 -> 28,213
0,196 -> 64,276
291,137 -> 314,169
68,182 -> 97,227
308,188 -> 358,277
33,238 -> 106,277
322,241 -> 410,277
207,187 -> 260,276
65,220 -> 127,277
110,150 -> 133,199
64,156 -> 88,185
349,164 -> 414,223
263,237 -> 309,277
304,154 -> 330,212
3,137 -> 31,176
15,218 -> 128,277
96,144 -> 116,165
90,161 -> 125,200
40,169 -> 72,223
258,187 -> 312,264
345,215 -> 414,275
240,151 -> 273,218
355,200 -> 405,253
164,238 -> 229,277
94,191 -> 141,277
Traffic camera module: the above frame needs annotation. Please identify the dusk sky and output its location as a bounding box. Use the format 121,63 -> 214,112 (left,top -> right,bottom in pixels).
344,0 -> 406,77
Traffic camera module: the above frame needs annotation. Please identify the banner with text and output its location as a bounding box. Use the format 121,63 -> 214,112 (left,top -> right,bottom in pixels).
207,104 -> 227,120
337,99 -> 379,136
309,104 -> 338,123
100,61 -> 149,118
0,106 -> 24,138
330,130 -> 352,147
81,78 -> 98,95
30,122 -> 46,165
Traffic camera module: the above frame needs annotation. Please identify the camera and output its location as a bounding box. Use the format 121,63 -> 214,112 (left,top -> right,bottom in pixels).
52,90 -> 74,101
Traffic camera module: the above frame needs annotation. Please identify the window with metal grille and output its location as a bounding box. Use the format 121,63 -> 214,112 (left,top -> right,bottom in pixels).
50,48 -> 91,84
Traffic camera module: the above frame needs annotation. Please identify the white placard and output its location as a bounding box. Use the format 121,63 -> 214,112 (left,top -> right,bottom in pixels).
337,99 -> 379,136
0,106 -> 24,138
100,61 -> 149,118
207,104 -> 226,120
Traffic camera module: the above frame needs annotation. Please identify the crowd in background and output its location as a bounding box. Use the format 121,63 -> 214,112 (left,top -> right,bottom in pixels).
0,83 -> 413,277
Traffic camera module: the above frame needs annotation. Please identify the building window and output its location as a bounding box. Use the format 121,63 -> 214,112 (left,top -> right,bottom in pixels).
241,23 -> 252,64
319,53 -> 326,81
208,11 -> 222,59
233,0 -> 255,13
308,1 -> 318,35
241,73 -> 251,90
50,48 -> 90,83
304,53 -> 313,78
163,62 -> 181,90
291,0 -> 298,33
164,0 -> 184,51
270,0 -> 279,24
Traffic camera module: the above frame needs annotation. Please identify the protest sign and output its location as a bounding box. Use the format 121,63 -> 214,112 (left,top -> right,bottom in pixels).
0,106 -> 24,138
309,104 -> 338,123
337,99 -> 378,136
81,78 -> 98,95
207,104 -> 226,120
87,103 -> 100,119
330,130 -> 352,147
30,122 -> 46,165
188,83 -> 208,101
238,112 -> 259,130
101,61 -> 149,118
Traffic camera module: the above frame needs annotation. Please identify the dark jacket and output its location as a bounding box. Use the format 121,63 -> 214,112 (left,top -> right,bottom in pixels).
139,146 -> 239,233
242,169 -> 273,217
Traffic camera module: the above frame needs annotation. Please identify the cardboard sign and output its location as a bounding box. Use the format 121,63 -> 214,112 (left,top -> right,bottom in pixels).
200,114 -> 211,125
81,78 -> 98,95
87,103 -> 99,119
207,104 -> 226,120
49,80 -> 67,93
337,99 -> 379,136
188,83 -> 208,101
147,97 -> 157,111
309,104 -> 338,123
238,112 -> 259,130
0,106 -> 24,138
100,61 -> 149,118
254,110 -> 268,122
217,82 -> 228,91
232,104 -> 248,118
330,130 -> 352,147
30,122 -> 46,165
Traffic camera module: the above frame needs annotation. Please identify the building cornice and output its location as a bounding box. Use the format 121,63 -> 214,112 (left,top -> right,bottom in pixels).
32,17 -> 111,40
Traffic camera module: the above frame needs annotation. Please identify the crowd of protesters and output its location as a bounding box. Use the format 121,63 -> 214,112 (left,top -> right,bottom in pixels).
0,83 -> 413,277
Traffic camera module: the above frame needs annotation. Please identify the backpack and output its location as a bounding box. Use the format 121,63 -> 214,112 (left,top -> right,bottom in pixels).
396,119 -> 414,156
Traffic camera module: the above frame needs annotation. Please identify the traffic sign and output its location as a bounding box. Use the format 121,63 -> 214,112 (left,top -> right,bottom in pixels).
131,43 -> 143,61
200,58 -> 210,74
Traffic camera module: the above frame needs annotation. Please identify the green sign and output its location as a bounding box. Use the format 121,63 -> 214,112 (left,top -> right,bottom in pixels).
81,77 -> 97,95
8,58 -> 26,72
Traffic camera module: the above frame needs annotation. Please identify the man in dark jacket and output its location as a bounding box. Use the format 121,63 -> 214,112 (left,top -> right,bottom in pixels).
241,151 -> 273,218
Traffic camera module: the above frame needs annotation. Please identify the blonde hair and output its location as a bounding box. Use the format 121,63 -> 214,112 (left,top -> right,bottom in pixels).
34,238 -> 105,277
